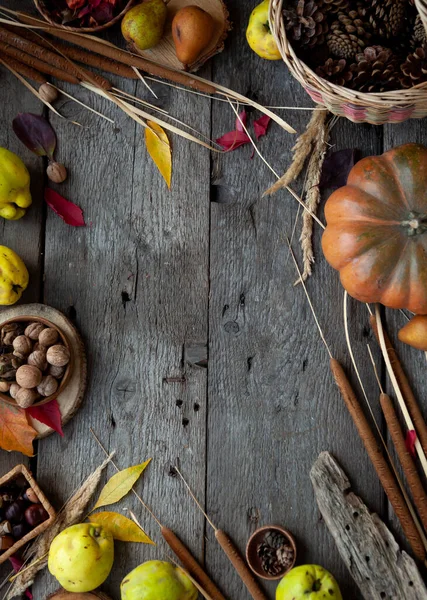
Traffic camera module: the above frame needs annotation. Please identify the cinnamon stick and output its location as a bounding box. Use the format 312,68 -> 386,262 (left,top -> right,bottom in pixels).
380,393 -> 427,533
330,358 -> 426,561
14,12 -> 217,94
0,26 -> 111,90
0,54 -> 45,83
370,315 -> 427,458
0,40 -> 80,84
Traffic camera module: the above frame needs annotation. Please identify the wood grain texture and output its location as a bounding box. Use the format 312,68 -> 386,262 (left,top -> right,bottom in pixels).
311,451 -> 427,600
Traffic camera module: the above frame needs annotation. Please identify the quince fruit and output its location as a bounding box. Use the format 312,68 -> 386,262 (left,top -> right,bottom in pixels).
0,246 -> 29,305
246,0 -> 281,60
121,560 -> 197,600
276,565 -> 343,600
48,523 -> 114,592
0,147 -> 32,220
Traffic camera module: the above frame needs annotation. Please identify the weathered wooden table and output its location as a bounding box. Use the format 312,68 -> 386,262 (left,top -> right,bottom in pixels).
1,2 -> 426,598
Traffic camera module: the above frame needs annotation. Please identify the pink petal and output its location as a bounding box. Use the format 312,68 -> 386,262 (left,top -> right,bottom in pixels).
45,189 -> 85,227
235,110 -> 247,133
254,115 -> 271,139
405,430 -> 417,458
27,399 -> 64,436
216,130 -> 251,152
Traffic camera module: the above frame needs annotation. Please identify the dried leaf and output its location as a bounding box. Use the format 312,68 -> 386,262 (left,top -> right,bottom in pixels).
0,400 -> 36,456
145,121 -> 172,188
13,113 -> 56,160
9,556 -> 32,600
319,149 -> 358,193
406,430 -> 417,458
45,189 -> 85,227
254,115 -> 271,139
93,459 -> 151,509
88,511 -> 154,544
27,399 -> 63,436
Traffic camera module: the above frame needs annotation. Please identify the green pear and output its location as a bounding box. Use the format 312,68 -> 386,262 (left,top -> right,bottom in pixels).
121,560 -> 198,600
121,0 -> 167,51
48,523 -> 114,592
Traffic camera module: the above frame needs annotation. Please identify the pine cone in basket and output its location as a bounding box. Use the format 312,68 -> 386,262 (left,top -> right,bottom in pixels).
350,45 -> 400,92
282,0 -> 329,48
400,45 -> 427,88
327,10 -> 372,59
316,57 -> 353,85
412,15 -> 426,47
368,0 -> 407,39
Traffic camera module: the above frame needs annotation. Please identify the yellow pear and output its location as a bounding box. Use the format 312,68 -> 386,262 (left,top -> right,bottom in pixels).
172,6 -> 215,65
121,0 -> 167,51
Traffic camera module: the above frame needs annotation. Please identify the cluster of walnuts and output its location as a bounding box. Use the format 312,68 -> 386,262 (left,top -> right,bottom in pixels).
0,321 -> 70,408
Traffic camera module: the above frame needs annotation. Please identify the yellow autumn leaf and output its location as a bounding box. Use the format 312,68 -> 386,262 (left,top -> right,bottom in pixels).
89,511 -> 155,544
93,459 -> 151,510
145,121 -> 172,188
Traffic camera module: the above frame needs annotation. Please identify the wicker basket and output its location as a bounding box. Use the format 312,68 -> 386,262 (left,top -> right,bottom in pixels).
34,0 -> 134,33
269,0 -> 427,125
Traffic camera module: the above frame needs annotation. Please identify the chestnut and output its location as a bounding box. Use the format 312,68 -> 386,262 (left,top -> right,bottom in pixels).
24,504 -> 48,527
5,500 -> 25,523
23,488 -> 40,504
0,521 -> 12,535
12,523 -> 29,539
0,535 -> 14,551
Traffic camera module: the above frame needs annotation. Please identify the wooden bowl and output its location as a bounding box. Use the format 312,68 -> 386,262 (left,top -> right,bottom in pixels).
0,464 -> 56,565
33,0 -> 135,33
246,524 -> 297,581
0,315 -> 72,408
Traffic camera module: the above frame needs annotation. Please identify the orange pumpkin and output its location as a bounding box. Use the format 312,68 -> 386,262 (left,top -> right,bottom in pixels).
322,143 -> 427,314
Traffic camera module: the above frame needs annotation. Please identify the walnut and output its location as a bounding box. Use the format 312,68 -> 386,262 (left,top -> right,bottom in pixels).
9,383 -> 21,399
37,375 -> 58,397
33,342 -> 46,353
46,345 -> 70,367
1,323 -> 24,345
12,336 -> 32,356
47,364 -> 65,379
0,381 -> 11,393
46,162 -> 67,183
27,350 -> 48,372
16,365 -> 42,389
24,322 -> 45,340
38,83 -> 58,103
38,328 -> 59,347
15,387 -> 39,408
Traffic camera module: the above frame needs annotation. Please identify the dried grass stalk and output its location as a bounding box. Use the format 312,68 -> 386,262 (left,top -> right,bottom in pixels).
263,110 -> 327,196
7,454 -> 113,599
296,111 -> 329,284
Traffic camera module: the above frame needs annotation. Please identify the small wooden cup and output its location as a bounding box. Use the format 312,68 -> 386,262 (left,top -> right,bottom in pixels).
246,525 -> 297,581
0,464 -> 56,565
0,315 -> 72,408
34,0 -> 134,33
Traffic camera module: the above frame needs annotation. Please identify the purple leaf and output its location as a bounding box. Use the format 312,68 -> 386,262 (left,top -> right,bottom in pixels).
13,113 -> 57,159
45,189 -> 86,227
319,149 -> 358,193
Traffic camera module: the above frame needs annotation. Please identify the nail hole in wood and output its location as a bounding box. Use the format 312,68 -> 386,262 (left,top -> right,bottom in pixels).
182,418 -> 189,427
176,399 -> 183,407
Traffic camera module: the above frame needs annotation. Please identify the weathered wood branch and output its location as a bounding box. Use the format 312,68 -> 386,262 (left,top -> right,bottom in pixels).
310,452 -> 427,600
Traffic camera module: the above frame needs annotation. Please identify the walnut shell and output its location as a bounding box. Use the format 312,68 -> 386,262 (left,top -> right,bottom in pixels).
38,328 -> 59,347
37,375 -> 58,397
38,83 -> 58,103
0,381 -> 11,393
27,350 -> 48,372
12,336 -> 32,356
15,387 -> 40,408
16,365 -> 42,389
46,345 -> 70,367
46,162 -> 67,184
9,383 -> 20,399
47,364 -> 65,379
24,323 -> 45,340
1,323 -> 24,345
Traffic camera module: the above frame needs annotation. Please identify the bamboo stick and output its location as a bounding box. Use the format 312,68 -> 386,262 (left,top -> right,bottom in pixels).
330,358 -> 426,562
370,314 -> 427,458
0,54 -> 44,83
380,393 -> 427,533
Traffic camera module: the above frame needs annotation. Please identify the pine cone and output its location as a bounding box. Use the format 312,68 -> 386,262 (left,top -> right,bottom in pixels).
368,0 -> 407,39
322,0 -> 350,14
283,0 -> 329,48
316,57 -> 352,85
400,45 -> 427,88
327,10 -> 371,59
276,544 -> 295,569
350,45 -> 400,92
412,15 -> 426,47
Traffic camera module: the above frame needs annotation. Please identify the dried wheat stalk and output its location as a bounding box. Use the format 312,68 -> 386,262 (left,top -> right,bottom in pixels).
7,455 -> 113,599
296,112 -> 330,284
263,110 -> 327,197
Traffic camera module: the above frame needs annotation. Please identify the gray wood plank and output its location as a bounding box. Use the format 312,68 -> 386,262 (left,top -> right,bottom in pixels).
207,4 -> 385,598
29,37 -> 211,599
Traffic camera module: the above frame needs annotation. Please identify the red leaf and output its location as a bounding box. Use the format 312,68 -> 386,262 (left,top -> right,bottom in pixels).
235,110 -> 247,133
216,130 -> 251,152
45,189 -> 85,227
9,556 -> 33,599
253,115 -> 271,140
66,0 -> 86,9
27,399 -> 64,436
406,430 -> 417,457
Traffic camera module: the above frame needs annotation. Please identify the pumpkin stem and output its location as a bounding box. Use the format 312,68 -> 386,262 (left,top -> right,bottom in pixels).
401,213 -> 427,236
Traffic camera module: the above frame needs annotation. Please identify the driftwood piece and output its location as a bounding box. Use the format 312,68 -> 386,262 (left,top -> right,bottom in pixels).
310,452 -> 427,600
